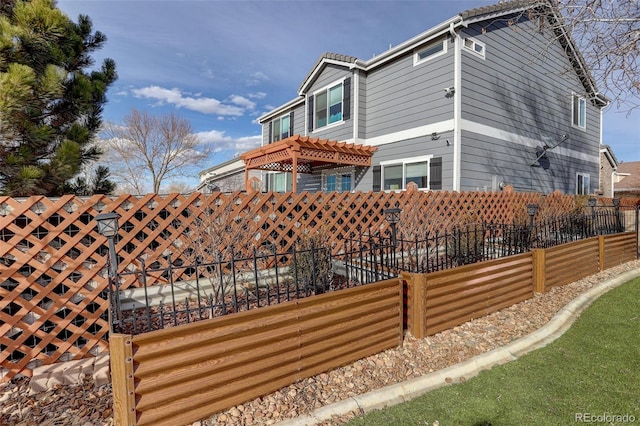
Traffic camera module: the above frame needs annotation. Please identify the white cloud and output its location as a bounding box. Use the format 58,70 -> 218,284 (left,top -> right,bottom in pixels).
228,95 -> 256,110
132,86 -> 245,116
196,129 -> 261,153
248,92 -> 267,100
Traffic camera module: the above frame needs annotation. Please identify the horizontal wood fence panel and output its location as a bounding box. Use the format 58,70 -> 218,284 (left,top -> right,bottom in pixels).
113,278 -> 401,426
424,253 -> 534,336
543,238 -> 600,290
602,232 -> 636,270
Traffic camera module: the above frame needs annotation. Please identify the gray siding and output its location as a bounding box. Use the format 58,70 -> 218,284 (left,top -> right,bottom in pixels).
364,37 -> 454,139
261,101 -> 306,145
457,15 -> 602,194
460,130 -> 598,193
306,64 -> 354,142
459,17 -> 600,158
356,132 -> 455,191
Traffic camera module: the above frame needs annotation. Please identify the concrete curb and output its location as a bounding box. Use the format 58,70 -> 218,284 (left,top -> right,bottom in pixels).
276,267 -> 640,426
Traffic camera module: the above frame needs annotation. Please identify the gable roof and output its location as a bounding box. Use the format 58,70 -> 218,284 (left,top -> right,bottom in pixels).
616,161 -> 640,192
600,145 -> 619,169
289,0 -> 606,107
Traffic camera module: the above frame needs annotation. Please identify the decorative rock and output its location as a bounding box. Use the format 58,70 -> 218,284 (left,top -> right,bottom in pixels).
0,260 -> 637,426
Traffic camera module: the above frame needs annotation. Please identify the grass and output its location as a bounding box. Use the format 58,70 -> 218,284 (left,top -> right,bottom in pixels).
347,277 -> 640,426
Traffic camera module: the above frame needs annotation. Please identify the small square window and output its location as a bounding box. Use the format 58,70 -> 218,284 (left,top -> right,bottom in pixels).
463,38 -> 485,58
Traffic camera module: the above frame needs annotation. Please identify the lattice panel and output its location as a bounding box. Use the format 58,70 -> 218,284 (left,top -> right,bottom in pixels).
0,188 -> 583,382
0,195 -> 112,382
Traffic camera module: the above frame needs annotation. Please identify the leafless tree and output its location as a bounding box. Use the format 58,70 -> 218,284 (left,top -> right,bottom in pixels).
553,0 -> 639,110
102,109 -> 213,194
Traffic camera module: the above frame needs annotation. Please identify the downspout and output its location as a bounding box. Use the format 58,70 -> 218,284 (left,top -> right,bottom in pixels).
353,70 -> 360,143
449,22 -> 462,191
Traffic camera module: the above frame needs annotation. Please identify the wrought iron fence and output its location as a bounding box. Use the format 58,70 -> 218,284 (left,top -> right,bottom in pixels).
110,236 -> 398,335
107,206 -> 630,335
392,207 -> 627,273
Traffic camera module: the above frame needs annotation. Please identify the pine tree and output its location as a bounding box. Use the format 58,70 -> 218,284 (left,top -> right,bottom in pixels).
0,0 -> 117,196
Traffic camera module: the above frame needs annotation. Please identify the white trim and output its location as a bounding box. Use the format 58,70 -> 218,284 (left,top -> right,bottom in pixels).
571,93 -> 587,130
413,39 -> 448,66
576,172 -> 590,195
462,37 -> 485,59
380,155 -> 433,166
258,97 -> 304,123
353,71 -> 360,143
460,119 -> 598,163
364,120 -> 454,146
311,78 -> 347,132
380,155 -> 434,191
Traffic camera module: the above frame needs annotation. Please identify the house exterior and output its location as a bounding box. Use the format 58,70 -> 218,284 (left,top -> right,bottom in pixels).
198,157 -> 257,193
245,0 -> 608,195
614,161 -> 640,198
598,145 -> 619,198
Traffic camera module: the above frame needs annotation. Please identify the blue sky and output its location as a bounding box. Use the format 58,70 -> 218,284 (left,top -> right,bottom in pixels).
56,0 -> 639,190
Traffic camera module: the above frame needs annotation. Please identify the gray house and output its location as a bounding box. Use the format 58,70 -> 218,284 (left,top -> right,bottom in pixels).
243,0 -> 608,194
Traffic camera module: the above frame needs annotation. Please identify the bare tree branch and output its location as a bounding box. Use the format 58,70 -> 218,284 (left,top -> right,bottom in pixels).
101,109 -> 213,193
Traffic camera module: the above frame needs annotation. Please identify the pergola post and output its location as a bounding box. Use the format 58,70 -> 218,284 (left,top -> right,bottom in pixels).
291,153 -> 298,193
244,167 -> 250,192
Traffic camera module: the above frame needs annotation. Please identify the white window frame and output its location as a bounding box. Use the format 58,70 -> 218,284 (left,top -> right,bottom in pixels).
312,79 -> 345,132
413,39 -> 447,66
266,171 -> 292,193
321,167 -> 355,193
576,172 -> 590,195
380,155 -> 434,191
571,93 -> 586,130
272,113 -> 291,143
462,37 -> 485,59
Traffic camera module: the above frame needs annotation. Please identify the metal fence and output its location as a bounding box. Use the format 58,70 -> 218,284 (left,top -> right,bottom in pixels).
111,236 -> 398,335
392,207 -> 630,274
109,205 -> 635,335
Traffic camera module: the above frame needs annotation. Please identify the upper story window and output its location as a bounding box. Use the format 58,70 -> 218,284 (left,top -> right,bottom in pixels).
270,112 -> 293,143
414,39 -> 447,65
572,94 -> 586,129
308,77 -> 351,133
463,37 -> 485,58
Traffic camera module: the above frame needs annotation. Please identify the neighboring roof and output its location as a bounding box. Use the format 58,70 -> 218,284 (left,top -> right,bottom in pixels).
600,145 -> 620,169
615,161 -> 640,192
271,0 -> 606,119
241,134 -> 377,173
198,156 -> 244,178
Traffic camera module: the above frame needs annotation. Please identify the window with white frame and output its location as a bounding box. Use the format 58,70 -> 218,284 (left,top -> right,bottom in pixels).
271,113 -> 292,143
266,172 -> 292,192
576,172 -> 590,195
380,156 -> 442,191
414,39 -> 447,65
308,78 -> 351,133
315,83 -> 342,129
463,37 -> 485,58
322,168 -> 354,193
572,94 -> 586,129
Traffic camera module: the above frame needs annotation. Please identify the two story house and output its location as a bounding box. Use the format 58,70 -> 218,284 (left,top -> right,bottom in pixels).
239,0 -> 608,194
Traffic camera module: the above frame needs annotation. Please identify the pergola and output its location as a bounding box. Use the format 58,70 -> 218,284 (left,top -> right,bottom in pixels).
240,134 -> 377,192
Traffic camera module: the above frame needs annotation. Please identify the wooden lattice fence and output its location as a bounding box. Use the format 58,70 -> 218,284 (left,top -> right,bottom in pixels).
0,189 -> 594,381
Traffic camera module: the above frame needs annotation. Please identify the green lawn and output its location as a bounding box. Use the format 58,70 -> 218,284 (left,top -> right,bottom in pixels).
347,277 -> 640,426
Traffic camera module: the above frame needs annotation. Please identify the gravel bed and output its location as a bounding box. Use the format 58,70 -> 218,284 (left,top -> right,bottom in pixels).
1,260 -> 638,426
